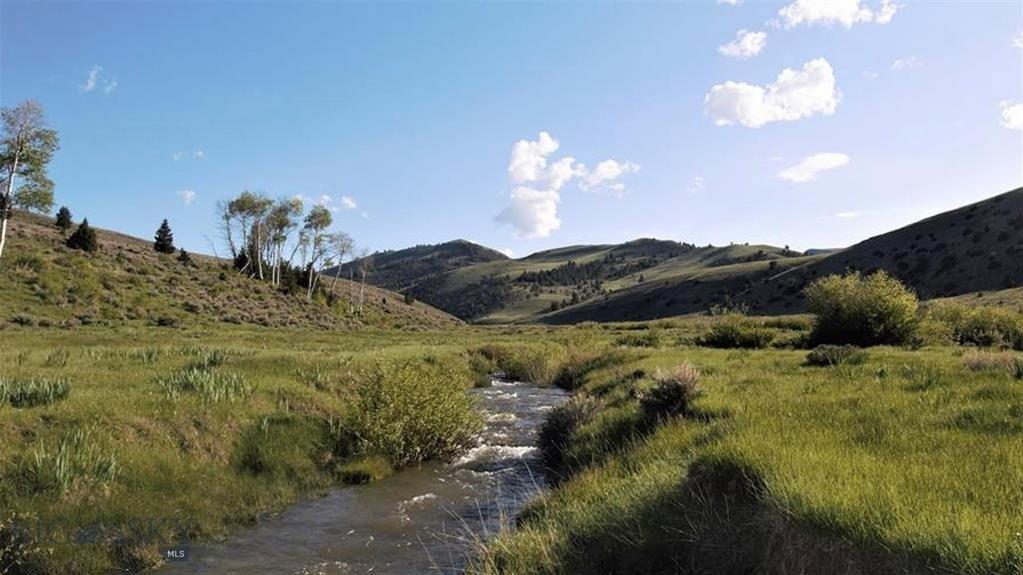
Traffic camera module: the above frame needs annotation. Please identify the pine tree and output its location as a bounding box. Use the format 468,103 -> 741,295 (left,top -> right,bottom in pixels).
55,206 -> 72,233
177,248 -> 193,266
154,219 -> 175,254
66,218 -> 97,252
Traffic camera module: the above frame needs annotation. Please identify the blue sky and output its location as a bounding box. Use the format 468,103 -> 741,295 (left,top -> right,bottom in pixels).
2,1 -> 1020,257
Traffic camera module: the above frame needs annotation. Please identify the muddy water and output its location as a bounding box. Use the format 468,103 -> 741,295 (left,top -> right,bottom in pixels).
161,380 -> 568,574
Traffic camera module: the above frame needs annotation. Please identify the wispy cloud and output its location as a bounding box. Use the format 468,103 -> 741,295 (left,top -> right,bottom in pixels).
687,175 -> 705,194
834,211 -> 861,219
891,56 -> 922,71
340,195 -> 358,210
79,66 -> 101,92
778,153 -> 851,183
79,65 -> 117,94
718,30 -> 767,59
171,149 -> 205,161
1013,31 -> 1023,48
177,189 -> 196,206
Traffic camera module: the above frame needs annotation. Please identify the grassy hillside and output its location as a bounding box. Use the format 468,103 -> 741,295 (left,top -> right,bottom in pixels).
544,188 -> 1023,322
342,236 -> 809,323
0,211 -> 460,330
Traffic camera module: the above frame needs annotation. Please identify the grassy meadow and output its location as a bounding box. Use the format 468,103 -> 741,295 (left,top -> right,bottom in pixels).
1,304 -> 1022,573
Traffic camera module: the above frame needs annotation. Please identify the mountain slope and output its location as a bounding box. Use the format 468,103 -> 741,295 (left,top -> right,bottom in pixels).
0,211 -> 461,330
544,187 -> 1023,322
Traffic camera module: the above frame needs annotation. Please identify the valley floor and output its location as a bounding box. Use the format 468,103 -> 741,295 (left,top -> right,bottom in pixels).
0,320 -> 1021,574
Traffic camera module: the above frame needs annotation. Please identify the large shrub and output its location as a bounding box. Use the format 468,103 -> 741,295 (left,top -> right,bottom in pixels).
805,271 -> 918,346
347,357 -> 482,467
927,302 -> 1023,350
698,314 -> 775,349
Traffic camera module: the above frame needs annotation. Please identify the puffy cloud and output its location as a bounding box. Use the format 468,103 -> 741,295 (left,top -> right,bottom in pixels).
705,58 -> 840,128
79,66 -> 101,92
1000,101 -> 1023,130
834,211 -> 860,218
778,0 -> 898,28
718,30 -> 767,59
495,132 -> 637,238
340,195 -> 358,209
177,189 -> 196,206
496,187 -> 562,239
1014,31 -> 1023,48
891,56 -> 922,71
778,153 -> 851,183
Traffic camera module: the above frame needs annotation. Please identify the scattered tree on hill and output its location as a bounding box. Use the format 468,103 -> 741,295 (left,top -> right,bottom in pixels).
55,206 -> 72,233
177,249 -> 193,266
0,100 -> 60,259
327,231 -> 354,293
154,219 -> 175,253
296,205 -> 333,299
265,197 -> 303,285
66,218 -> 97,252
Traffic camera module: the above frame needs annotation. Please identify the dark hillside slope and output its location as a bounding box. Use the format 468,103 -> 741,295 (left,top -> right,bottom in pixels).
0,211 -> 460,330
743,187 -> 1023,313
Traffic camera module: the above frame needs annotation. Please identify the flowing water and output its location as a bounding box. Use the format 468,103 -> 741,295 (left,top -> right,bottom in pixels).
161,380 -> 568,574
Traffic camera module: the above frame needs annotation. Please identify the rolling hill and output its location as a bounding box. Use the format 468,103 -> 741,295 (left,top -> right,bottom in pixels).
544,187 -> 1023,322
0,211 -> 461,330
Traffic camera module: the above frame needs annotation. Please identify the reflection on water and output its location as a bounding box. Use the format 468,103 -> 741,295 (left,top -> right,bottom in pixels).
161,380 -> 568,574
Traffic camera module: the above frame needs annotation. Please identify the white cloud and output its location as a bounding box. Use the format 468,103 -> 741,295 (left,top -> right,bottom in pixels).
103,79 -> 118,94
778,0 -> 898,28
687,175 -> 705,194
172,149 -> 204,161
891,56 -> 922,71
705,58 -> 840,128
496,131 -> 636,238
581,159 -> 640,195
499,247 -> 515,258
1014,31 -> 1023,48
79,66 -> 101,92
778,153 -> 851,183
340,195 -> 358,210
718,30 -> 767,59
360,211 -> 370,220
834,211 -> 860,218
177,189 -> 196,206
718,0 -> 742,4
1000,101 -> 1023,130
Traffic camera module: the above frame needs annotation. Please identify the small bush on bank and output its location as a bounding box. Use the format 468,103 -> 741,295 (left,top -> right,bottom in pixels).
539,395 -> 601,472
346,357 -> 482,467
698,315 -> 775,349
553,349 -> 631,391
805,345 -> 868,367
927,302 -> 1023,350
805,271 -> 918,347
641,362 -> 702,420
0,378 -> 71,408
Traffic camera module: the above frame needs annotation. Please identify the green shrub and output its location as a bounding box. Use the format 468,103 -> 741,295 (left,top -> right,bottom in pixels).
805,344 -> 868,367
66,219 -> 98,252
346,357 -> 482,467
805,271 -> 918,346
698,315 -> 775,349
539,395 -> 601,472
500,345 -> 567,386
927,302 -> 1023,350
1,378 -> 71,408
467,351 -> 499,388
640,362 -> 702,420
21,429 -> 117,495
552,349 -> 630,391
614,329 -> 663,348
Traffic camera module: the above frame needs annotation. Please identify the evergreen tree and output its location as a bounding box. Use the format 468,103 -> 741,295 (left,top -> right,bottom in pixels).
154,219 -> 175,253
66,218 -> 97,252
177,248 -> 193,265
55,206 -> 72,233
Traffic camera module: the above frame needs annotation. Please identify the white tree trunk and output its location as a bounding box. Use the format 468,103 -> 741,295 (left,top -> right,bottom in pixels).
0,153 -> 20,260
